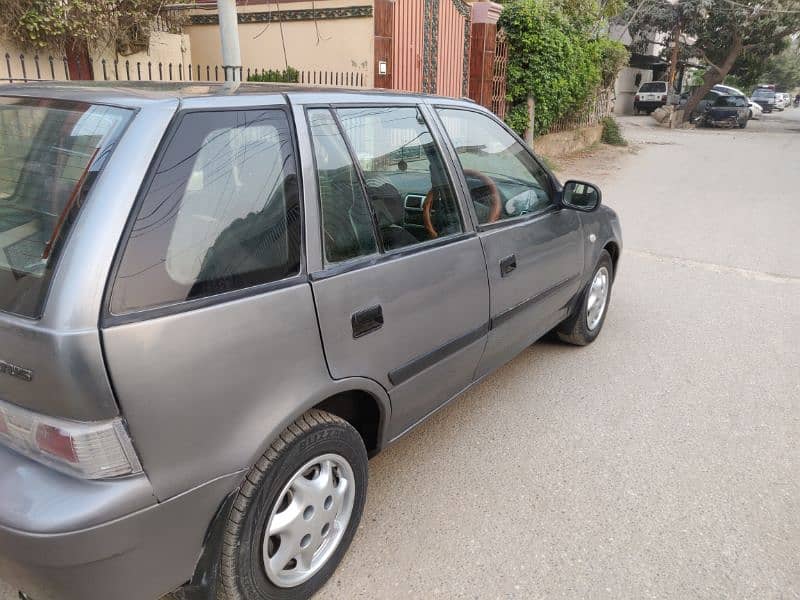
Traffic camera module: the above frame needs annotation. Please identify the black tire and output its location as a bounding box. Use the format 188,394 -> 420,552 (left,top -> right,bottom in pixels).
739,119 -> 747,129
218,410 -> 368,600
555,250 -> 614,346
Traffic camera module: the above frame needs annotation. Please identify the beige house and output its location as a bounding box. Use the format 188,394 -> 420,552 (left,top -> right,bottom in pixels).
187,0 -> 374,85
1,0 -> 508,118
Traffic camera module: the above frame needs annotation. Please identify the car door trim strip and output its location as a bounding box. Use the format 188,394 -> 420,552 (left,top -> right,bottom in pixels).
309,232 -> 476,282
387,322 -> 489,386
489,275 -> 578,330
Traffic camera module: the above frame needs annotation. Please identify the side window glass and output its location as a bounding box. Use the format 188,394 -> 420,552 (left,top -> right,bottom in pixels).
111,109 -> 301,314
336,106 -> 463,251
436,108 -> 553,225
307,108 -> 377,264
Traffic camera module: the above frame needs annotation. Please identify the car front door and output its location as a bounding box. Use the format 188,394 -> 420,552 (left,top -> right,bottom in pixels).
297,104 -> 490,441
434,106 -> 584,379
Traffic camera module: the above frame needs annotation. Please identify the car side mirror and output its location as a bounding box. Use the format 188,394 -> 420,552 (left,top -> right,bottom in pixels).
561,180 -> 601,212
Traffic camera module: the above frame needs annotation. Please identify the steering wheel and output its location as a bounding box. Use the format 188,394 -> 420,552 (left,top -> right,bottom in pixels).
422,169 -> 501,238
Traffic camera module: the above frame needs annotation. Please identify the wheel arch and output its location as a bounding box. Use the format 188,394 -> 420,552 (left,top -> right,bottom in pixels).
603,240 -> 620,278
246,377 -> 391,469
182,378 -> 390,598
313,389 -> 385,457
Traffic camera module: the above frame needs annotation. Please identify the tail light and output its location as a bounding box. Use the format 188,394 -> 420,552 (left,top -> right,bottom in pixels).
661,95 -> 667,101
0,399 -> 142,479
634,94 -> 640,101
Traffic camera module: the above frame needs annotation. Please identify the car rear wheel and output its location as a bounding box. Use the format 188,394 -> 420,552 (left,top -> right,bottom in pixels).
218,410 -> 368,600
555,250 -> 613,346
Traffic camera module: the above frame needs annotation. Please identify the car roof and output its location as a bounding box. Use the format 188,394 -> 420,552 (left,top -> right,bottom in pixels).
0,80 -> 473,108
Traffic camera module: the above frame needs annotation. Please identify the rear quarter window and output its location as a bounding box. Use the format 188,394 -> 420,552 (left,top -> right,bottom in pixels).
110,108 -> 301,315
0,97 -> 130,318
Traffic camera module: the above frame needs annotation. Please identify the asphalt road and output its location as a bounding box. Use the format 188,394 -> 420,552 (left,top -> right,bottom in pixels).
315,112 -> 800,599
3,110 -> 799,600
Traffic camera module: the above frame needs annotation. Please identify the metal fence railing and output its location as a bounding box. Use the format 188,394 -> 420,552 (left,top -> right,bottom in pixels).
546,89 -> 613,135
1,52 -> 368,88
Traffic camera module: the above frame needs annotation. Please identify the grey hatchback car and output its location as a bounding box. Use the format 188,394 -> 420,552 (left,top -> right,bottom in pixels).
0,83 -> 621,600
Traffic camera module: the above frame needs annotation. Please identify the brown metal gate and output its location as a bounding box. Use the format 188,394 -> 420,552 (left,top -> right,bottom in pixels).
435,0 -> 470,97
491,29 -> 509,119
393,0 -> 425,93
393,0 -> 470,96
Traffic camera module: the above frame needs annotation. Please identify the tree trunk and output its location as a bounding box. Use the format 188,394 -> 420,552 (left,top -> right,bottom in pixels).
667,21 -> 682,89
681,34 -> 744,123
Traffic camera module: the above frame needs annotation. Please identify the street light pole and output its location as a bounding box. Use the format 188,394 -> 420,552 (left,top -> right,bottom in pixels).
218,0 -> 242,83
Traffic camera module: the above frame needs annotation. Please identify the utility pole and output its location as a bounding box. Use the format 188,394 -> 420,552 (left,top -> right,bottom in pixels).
217,0 -> 242,83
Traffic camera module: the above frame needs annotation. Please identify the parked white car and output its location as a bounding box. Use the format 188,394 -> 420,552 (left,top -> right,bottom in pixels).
634,81 -> 673,114
714,84 -> 747,97
748,98 -> 763,119
774,93 -> 788,110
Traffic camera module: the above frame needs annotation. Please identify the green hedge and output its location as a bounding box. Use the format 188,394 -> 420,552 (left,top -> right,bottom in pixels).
499,0 -> 627,135
247,66 -> 300,83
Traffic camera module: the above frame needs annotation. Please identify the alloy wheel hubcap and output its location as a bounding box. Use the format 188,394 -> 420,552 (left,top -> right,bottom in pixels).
586,266 -> 609,331
262,453 -> 355,588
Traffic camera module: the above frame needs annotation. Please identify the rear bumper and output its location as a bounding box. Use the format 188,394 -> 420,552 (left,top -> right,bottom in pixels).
0,447 -> 241,600
633,100 -> 665,111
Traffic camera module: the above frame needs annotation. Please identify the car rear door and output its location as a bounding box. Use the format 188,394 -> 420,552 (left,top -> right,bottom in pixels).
294,101 -> 489,441
433,105 -> 584,379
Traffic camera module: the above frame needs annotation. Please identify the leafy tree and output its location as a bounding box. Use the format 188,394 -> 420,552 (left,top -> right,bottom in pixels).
1,0 -> 184,55
500,0 -> 628,134
627,0 -> 800,121
760,47 -> 800,91
556,0 -> 628,33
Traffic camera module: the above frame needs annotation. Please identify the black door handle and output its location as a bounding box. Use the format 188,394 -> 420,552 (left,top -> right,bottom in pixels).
500,254 -> 517,277
352,305 -> 384,338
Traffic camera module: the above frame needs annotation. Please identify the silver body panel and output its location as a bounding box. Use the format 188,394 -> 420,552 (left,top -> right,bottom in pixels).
309,237 -> 490,438
0,83 -> 621,600
476,209 -> 583,378
104,283 -> 335,501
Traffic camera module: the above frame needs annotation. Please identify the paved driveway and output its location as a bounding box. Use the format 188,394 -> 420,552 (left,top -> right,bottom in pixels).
3,111 -> 798,600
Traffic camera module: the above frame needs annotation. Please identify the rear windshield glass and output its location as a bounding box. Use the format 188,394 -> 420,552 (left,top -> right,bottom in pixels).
715,96 -> 747,107
0,97 -> 131,318
753,89 -> 775,98
639,82 -> 666,93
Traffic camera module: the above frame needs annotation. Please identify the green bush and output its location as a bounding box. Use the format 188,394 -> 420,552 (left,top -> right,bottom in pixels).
500,0 -> 603,135
601,116 -> 626,146
247,66 -> 299,83
594,37 -> 629,89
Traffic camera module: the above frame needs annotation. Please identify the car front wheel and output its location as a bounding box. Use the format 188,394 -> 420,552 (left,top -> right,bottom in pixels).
555,250 -> 614,346
218,410 -> 368,600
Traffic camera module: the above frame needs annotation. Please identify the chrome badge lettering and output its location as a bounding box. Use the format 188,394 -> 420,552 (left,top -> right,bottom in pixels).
0,359 -> 32,382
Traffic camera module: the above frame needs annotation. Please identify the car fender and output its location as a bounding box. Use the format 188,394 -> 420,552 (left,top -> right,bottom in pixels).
577,205 -> 622,286
242,375 -> 393,471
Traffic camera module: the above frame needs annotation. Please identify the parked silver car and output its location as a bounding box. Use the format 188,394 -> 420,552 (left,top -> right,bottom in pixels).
0,83 -> 621,600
